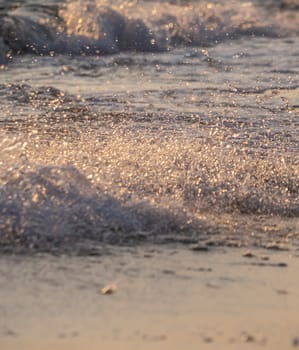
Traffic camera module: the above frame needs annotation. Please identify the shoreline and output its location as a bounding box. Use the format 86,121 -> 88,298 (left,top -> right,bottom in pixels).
1,246 -> 299,349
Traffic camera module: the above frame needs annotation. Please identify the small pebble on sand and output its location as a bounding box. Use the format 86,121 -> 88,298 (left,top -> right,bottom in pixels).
276,289 -> 288,295
293,337 -> 299,347
241,332 -> 255,343
202,336 -> 213,343
100,284 -> 117,295
191,244 -> 209,252
242,251 -> 256,258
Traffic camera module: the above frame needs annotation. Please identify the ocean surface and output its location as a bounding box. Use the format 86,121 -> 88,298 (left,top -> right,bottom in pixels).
0,0 -> 298,254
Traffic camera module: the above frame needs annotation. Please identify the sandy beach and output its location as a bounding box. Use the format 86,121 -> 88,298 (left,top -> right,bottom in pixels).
1,246 -> 299,350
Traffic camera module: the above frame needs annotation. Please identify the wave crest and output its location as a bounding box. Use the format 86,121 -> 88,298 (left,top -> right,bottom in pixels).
0,0 -> 298,60
0,123 -> 298,253
0,164 -> 195,252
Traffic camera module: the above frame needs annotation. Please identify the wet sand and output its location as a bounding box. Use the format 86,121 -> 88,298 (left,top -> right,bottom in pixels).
1,246 -> 299,350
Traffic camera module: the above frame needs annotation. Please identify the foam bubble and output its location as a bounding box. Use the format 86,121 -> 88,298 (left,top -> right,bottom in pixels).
0,126 -> 298,253
0,163 -> 195,251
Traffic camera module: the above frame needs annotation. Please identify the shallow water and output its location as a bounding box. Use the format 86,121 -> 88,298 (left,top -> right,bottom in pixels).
0,0 -> 298,253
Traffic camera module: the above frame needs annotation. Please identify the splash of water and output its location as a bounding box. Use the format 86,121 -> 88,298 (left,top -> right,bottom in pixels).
0,0 -> 298,60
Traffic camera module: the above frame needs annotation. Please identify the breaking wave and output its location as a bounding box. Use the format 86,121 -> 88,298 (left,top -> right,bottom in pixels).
1,1 -> 298,253
0,130 -> 298,253
0,164 -> 194,251
0,0 -> 298,62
